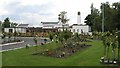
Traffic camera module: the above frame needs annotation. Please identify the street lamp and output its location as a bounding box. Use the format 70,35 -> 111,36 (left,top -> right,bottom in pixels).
118,31 -> 120,64
102,3 -> 104,33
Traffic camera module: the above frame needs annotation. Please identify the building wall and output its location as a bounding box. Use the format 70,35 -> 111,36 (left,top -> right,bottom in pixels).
71,25 -> 91,35
4,28 -> 26,33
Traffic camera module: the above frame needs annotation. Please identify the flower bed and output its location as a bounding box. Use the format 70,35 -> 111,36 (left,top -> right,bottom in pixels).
32,43 -> 92,58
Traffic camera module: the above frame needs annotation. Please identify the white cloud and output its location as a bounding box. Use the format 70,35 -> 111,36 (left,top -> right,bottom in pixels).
0,8 -> 9,16
0,0 -> 120,26
19,0 -> 51,6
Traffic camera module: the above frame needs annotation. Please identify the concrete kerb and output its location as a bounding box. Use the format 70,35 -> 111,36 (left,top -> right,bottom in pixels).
0,41 -> 24,52
0,41 -> 51,53
0,41 -> 24,46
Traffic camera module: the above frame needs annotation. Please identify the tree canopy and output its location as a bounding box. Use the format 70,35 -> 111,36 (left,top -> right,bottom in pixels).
85,2 -> 120,32
58,11 -> 69,24
2,17 -> 11,28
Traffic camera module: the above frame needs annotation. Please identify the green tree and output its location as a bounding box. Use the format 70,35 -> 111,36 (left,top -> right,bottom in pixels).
74,33 -> 79,42
85,3 -> 101,31
10,22 -> 18,27
0,21 -> 2,33
2,17 -> 11,33
85,2 -> 120,32
49,33 -> 53,41
84,14 -> 93,26
2,17 -> 11,28
112,2 -> 120,30
58,11 -> 69,31
11,22 -> 18,40
111,37 -> 117,60
102,34 -> 107,58
62,30 -> 72,41
33,37 -> 38,51
58,32 -> 63,44
106,37 -> 111,60
100,2 -> 120,31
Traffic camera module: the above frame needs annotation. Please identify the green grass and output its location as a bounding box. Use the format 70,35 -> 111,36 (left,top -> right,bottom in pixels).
2,40 -> 116,66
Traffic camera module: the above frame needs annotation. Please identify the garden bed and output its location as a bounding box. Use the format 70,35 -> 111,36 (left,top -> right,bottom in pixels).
32,43 -> 92,58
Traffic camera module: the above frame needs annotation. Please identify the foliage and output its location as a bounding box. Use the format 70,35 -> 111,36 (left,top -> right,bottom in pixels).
33,37 -> 37,45
2,40 -> 109,66
49,32 -> 54,41
2,17 -> 11,28
44,38 -> 47,43
59,30 -> 72,41
58,11 -> 69,24
85,2 -> 120,32
0,21 -> 2,32
58,11 -> 69,31
101,31 -> 118,62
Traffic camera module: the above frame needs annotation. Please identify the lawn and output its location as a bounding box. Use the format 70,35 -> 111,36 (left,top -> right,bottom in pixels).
2,40 -> 116,66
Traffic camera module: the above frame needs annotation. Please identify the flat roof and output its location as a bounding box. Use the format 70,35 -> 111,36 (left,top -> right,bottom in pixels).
41,22 -> 59,24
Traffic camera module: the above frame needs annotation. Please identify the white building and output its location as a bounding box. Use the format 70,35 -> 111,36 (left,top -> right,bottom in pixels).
70,24 -> 91,34
41,22 -> 60,29
41,11 -> 91,35
4,24 -> 28,33
70,12 -> 92,35
41,21 -> 69,31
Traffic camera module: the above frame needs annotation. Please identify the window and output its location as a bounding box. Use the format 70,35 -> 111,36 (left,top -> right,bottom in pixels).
9,29 -> 13,33
73,29 -> 75,32
77,29 -> 79,32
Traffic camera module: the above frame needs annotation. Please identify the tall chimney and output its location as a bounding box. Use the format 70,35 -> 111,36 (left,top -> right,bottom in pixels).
77,11 -> 81,25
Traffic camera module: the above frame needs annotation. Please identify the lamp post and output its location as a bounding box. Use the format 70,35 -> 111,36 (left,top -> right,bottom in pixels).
102,3 -> 104,33
118,32 -> 120,64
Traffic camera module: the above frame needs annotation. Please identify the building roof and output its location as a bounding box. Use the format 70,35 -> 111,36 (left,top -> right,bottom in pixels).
69,24 -> 89,28
72,24 -> 88,26
42,27 -> 58,29
41,22 -> 59,24
17,24 -> 29,27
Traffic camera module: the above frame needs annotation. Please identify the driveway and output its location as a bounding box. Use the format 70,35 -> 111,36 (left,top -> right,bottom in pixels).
0,37 -> 51,52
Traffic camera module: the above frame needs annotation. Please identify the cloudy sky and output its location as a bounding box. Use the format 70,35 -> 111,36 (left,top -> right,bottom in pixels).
0,0 -> 119,27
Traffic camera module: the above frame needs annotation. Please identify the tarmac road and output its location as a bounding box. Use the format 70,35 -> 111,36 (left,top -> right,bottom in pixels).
0,37 -> 50,52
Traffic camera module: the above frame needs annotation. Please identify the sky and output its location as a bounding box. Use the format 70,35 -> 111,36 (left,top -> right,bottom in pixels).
0,0 -> 119,27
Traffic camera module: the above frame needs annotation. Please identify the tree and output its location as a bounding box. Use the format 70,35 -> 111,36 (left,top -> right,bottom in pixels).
74,33 -> 79,42
100,2 -> 120,32
2,17 -> 10,33
102,34 -> 107,58
84,14 -> 93,26
85,2 -> 120,32
85,3 -> 101,31
58,32 -> 63,44
0,21 -> 2,33
62,30 -> 72,41
58,11 -> 69,31
33,37 -> 38,51
112,2 -> 120,30
33,37 -> 37,46
11,22 -> 18,40
106,37 -> 111,61
2,17 -> 11,28
111,37 -> 117,60
10,22 -> 18,28
49,34 -> 53,41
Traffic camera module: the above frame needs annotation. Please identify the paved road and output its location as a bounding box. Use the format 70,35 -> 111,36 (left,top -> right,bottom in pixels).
0,37 -> 51,52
